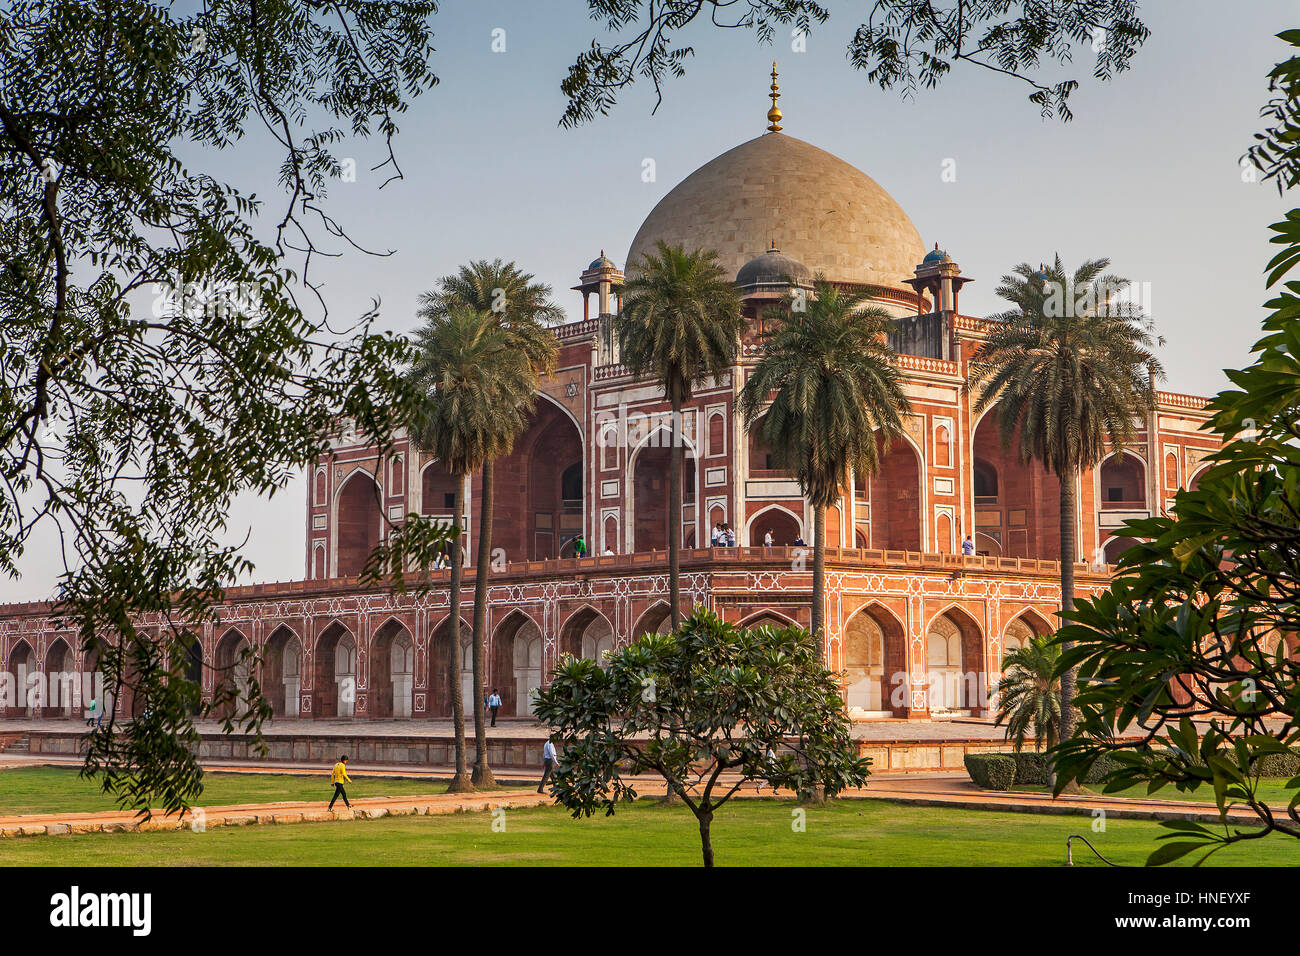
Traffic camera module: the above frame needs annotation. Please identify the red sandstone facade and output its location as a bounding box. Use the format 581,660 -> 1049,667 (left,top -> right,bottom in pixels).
0,127 -> 1223,725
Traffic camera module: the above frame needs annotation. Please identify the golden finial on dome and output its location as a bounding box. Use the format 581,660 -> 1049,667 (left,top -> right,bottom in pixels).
766,61 -> 783,133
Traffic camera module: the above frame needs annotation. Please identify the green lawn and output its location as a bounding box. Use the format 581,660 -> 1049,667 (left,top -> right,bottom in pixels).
1,797 -> 1298,866
1013,779 -> 1297,809
0,766 -> 448,815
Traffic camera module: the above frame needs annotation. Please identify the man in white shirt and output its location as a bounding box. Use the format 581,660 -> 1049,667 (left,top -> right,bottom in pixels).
763,529 -> 774,547
537,737 -> 559,794
487,688 -> 502,727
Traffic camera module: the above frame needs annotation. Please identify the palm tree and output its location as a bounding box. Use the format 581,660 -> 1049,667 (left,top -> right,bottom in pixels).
616,242 -> 744,629
407,304 -> 535,792
970,255 -> 1161,742
993,636 -> 1062,753
418,260 -> 560,787
739,279 -> 910,646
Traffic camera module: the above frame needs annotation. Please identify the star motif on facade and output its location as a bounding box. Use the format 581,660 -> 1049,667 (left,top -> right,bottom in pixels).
565,380 -> 579,399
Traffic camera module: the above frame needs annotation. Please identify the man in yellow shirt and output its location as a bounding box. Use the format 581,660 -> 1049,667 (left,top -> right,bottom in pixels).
328,754 -> 352,811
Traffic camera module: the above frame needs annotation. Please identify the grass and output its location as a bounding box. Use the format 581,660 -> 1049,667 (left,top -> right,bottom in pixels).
0,766 -> 449,815
1,797 -> 1298,866
1012,779 -> 1297,809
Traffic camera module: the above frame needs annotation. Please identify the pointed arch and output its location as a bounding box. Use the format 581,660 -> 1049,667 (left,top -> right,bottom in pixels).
924,604 -> 985,715
334,468 -> 383,577
214,627 -> 253,719
844,601 -> 908,716
263,624 -> 303,718
629,424 -> 698,554
312,620 -> 356,718
370,617 -> 414,718
44,637 -> 75,717
493,609 -> 543,716
737,609 -> 798,631
428,614 -> 473,718
6,639 -> 36,717
744,504 -> 804,546
632,601 -> 674,640
1005,607 -> 1054,639
558,604 -> 616,664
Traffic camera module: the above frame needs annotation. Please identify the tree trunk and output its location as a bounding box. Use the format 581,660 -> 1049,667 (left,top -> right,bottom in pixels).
698,808 -> 714,868
447,476 -> 473,792
812,501 -> 826,653
470,458 -> 496,788
1058,466 -> 1079,744
669,383 -> 682,630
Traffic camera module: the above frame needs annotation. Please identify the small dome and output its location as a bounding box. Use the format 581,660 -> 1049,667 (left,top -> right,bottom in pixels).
923,244 -> 949,263
736,247 -> 812,289
589,252 -> 616,271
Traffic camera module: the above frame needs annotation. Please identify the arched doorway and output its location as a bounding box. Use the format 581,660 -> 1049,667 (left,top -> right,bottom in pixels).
427,616 -> 471,718
748,506 -> 802,547
45,638 -> 74,717
1102,535 -> 1140,565
336,471 -> 382,578
843,604 -> 907,716
370,619 -> 414,718
559,607 -> 615,666
925,609 -> 984,714
489,397 -> 584,560
312,622 -> 355,719
493,611 -> 544,717
263,625 -> 302,718
972,410 -> 1062,559
1099,453 -> 1146,508
739,611 -> 796,632
632,602 -> 673,640
632,431 -> 696,552
867,433 -> 922,550
214,629 -> 252,719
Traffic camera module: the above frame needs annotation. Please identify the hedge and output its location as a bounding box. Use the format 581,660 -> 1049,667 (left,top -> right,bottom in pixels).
965,751 -> 1122,789
963,754 -> 1016,791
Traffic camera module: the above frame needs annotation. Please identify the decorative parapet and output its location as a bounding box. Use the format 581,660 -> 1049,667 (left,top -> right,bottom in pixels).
553,318 -> 599,341
895,354 -> 960,376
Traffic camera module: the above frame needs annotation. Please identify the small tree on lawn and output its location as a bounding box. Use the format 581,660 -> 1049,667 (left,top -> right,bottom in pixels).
532,607 -> 871,867
993,636 -> 1063,754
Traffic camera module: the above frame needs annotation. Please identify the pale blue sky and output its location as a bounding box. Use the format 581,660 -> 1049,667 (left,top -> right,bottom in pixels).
2,0 -> 1294,600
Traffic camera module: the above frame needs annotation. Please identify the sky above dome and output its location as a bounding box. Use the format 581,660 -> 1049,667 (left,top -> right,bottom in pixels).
0,0 -> 1292,600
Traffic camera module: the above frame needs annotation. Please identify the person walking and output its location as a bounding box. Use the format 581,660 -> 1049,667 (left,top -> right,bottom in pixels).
962,535 -> 976,556
84,699 -> 97,728
488,688 -> 502,727
537,737 -> 559,794
328,754 -> 353,811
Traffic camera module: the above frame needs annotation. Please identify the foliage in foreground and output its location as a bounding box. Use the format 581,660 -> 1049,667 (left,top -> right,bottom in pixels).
1052,31 -> 1300,867
0,0 -> 445,815
533,607 -> 870,866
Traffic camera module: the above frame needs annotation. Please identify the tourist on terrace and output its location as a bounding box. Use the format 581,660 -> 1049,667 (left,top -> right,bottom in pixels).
763,529 -> 774,548
710,523 -> 721,546
328,755 -> 353,811
572,535 -> 587,557
962,535 -> 976,556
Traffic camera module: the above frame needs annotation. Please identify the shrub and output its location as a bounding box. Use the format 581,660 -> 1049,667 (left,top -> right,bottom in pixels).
964,753 -> 1016,791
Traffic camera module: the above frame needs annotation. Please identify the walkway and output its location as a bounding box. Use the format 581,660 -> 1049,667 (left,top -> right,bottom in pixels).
0,763 -> 1267,838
